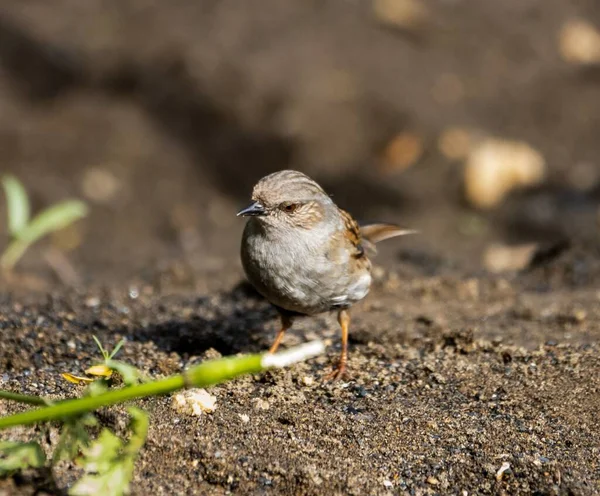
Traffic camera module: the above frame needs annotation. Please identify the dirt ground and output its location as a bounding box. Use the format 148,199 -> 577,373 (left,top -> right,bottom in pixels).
0,1 -> 599,494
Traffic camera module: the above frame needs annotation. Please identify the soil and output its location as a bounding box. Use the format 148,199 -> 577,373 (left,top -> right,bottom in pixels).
0,1 -> 599,495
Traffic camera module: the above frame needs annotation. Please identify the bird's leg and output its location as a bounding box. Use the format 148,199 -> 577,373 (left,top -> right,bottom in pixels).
325,309 -> 350,381
268,313 -> 293,354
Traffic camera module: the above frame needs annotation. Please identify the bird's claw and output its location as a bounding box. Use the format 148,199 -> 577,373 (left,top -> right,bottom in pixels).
324,362 -> 347,382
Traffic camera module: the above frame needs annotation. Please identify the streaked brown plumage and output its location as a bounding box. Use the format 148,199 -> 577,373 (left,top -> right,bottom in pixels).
238,170 -> 415,380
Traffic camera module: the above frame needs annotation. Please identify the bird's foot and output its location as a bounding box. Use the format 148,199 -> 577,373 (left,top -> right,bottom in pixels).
324,361 -> 347,382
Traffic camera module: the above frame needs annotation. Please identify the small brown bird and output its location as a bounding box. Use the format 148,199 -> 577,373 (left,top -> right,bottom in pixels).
238,170 -> 414,379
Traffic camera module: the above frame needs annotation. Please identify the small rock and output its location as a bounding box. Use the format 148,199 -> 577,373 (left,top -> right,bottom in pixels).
483,243 -> 538,273
200,348 -> 223,361
258,475 -> 272,486
426,476 -> 440,485
239,413 -> 250,423
464,137 -> 546,209
559,19 -> 600,65
81,167 -> 121,203
171,389 -> 217,416
252,398 -> 271,411
572,309 -> 587,322
302,376 -> 315,386
85,297 -> 100,308
379,132 -> 424,173
383,479 -> 393,488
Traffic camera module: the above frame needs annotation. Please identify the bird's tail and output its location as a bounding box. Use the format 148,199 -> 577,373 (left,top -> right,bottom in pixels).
359,223 -> 417,256
360,224 -> 417,243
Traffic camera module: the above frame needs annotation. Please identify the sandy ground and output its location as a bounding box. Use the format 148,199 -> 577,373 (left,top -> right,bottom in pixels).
1,258 -> 599,494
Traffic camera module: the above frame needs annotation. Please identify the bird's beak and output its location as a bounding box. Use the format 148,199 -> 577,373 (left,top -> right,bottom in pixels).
237,201 -> 266,217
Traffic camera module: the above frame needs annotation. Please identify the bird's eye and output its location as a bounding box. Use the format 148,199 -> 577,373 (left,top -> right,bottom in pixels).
281,202 -> 300,213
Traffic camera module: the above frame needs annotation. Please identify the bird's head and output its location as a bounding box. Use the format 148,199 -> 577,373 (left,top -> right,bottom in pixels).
237,170 -> 333,230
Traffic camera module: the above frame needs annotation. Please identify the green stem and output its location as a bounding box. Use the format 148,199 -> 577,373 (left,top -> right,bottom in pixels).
0,390 -> 52,406
0,354 -> 263,430
0,238 -> 29,271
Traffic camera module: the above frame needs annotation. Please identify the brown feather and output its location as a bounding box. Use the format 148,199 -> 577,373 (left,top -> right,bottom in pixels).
359,223 -> 416,256
360,224 -> 417,244
339,209 -> 366,259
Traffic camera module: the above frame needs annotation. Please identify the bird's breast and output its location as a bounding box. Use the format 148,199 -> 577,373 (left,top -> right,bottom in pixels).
241,220 -> 371,314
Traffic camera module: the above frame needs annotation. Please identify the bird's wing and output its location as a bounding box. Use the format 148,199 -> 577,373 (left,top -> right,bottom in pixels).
335,210 -> 416,259
338,208 -> 370,259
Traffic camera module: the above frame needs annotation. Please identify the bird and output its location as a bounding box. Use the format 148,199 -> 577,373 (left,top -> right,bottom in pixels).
237,170 -> 415,380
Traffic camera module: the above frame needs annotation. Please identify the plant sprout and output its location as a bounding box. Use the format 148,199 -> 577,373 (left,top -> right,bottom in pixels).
62,337 -> 144,386
1,174 -> 88,271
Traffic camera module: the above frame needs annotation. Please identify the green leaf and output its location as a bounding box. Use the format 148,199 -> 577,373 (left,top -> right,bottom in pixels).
53,414 -> 97,462
77,430 -> 123,474
70,429 -> 130,496
0,199 -> 88,270
124,407 -> 149,455
70,409 -> 148,496
83,380 -> 110,398
106,360 -> 146,386
108,339 -> 126,361
18,200 -> 89,244
92,336 -> 109,362
1,175 -> 30,236
70,459 -> 133,496
0,441 -> 46,475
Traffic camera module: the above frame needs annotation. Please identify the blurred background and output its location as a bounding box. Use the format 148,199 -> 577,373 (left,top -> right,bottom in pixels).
0,0 -> 598,288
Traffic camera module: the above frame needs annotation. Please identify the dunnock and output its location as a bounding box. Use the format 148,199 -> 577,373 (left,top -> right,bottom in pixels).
238,170 -> 414,380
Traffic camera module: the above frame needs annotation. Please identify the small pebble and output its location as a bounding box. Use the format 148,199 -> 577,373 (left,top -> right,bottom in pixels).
427,476 -> 440,485
252,398 -> 270,411
81,167 -> 121,203
572,309 -> 587,322
172,389 -> 217,416
464,137 -> 545,209
559,19 -> 600,65
379,132 -> 424,173
484,243 -> 538,273
85,297 -> 100,308
302,376 -> 315,386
